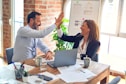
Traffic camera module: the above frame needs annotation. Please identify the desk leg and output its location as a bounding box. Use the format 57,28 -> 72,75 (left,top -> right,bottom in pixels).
100,67 -> 110,84
100,76 -> 109,84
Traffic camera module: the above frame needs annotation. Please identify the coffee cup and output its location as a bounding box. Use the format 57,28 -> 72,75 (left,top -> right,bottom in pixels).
35,56 -> 47,71
40,58 -> 47,71
83,55 -> 91,68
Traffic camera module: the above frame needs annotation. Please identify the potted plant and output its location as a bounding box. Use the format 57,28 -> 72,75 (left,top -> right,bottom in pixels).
52,18 -> 73,51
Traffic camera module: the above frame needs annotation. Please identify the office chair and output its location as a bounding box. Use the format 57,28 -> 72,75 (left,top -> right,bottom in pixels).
109,76 -> 121,84
6,48 -> 13,64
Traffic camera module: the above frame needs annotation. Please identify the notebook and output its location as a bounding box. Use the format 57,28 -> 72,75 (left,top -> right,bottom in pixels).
47,49 -> 77,68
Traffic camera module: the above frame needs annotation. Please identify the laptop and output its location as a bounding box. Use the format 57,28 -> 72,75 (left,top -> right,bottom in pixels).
47,49 -> 77,68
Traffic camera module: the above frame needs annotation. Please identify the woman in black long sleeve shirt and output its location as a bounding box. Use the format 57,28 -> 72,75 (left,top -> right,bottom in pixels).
57,20 -> 100,62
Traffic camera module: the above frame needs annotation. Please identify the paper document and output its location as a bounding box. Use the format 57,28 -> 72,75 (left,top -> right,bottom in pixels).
0,79 -> 24,84
57,64 -> 96,83
80,69 -> 96,78
76,59 -> 84,64
58,64 -> 82,73
58,71 -> 88,83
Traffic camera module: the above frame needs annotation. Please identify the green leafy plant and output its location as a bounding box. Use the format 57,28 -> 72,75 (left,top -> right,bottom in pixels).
52,18 -> 73,51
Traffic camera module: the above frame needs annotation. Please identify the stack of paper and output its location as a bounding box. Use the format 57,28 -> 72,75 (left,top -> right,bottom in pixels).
57,64 -> 96,83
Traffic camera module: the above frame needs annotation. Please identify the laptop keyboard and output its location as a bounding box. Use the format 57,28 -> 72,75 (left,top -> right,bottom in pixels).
47,61 -> 55,67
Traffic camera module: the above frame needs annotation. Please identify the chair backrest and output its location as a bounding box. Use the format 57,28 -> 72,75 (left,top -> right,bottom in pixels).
109,76 -> 121,84
6,48 -> 13,64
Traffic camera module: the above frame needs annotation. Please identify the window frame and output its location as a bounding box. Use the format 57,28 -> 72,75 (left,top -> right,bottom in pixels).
119,0 -> 126,37
0,0 -> 3,56
11,0 -> 24,46
10,0 -> 15,46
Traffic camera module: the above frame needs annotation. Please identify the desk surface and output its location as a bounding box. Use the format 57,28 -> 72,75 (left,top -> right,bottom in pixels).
24,59 -> 110,84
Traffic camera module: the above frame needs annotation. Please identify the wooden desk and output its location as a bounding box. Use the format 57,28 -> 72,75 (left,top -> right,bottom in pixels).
24,59 -> 110,84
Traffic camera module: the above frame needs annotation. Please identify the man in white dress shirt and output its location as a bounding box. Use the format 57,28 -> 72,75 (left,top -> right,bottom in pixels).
12,11 -> 64,62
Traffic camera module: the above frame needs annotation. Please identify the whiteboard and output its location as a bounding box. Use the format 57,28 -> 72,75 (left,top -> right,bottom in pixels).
68,0 -> 100,35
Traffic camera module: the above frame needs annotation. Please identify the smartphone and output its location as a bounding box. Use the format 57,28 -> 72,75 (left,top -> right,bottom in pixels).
38,74 -> 53,81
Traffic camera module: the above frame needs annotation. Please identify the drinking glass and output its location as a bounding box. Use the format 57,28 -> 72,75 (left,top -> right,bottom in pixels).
40,58 -> 47,71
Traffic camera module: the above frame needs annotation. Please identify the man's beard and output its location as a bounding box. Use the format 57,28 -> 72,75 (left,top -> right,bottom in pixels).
33,25 -> 37,30
32,23 -> 41,30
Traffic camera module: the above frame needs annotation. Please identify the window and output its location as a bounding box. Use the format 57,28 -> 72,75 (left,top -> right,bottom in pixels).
100,0 -> 126,55
100,0 -> 120,35
119,0 -> 126,37
0,0 -> 3,55
63,0 -> 71,28
99,0 -> 126,73
64,0 -> 71,20
11,0 -> 24,45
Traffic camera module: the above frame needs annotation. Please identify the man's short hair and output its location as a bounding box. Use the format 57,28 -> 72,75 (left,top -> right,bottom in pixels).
27,11 -> 41,23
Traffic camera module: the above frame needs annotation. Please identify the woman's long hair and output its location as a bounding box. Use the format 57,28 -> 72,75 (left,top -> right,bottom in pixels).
84,20 -> 99,41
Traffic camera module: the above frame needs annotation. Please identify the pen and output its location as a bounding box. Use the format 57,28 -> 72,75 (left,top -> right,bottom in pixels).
80,69 -> 85,73
13,62 -> 18,70
20,61 -> 25,68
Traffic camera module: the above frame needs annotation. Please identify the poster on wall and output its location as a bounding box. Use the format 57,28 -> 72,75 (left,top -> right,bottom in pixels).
68,0 -> 100,35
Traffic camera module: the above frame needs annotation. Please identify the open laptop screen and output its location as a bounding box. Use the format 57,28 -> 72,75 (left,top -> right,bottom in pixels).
47,49 -> 77,68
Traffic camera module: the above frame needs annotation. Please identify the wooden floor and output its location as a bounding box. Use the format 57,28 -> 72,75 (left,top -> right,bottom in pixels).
0,57 -> 125,84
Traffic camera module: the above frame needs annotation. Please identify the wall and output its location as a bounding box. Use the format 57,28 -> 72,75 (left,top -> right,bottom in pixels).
3,0 -> 11,57
2,0 -> 63,57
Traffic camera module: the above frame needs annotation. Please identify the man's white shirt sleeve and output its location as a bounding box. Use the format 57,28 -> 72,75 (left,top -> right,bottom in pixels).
18,24 -> 56,38
57,29 -> 63,38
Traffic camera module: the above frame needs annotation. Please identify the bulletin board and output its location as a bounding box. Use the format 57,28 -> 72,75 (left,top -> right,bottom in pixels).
68,0 -> 101,35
